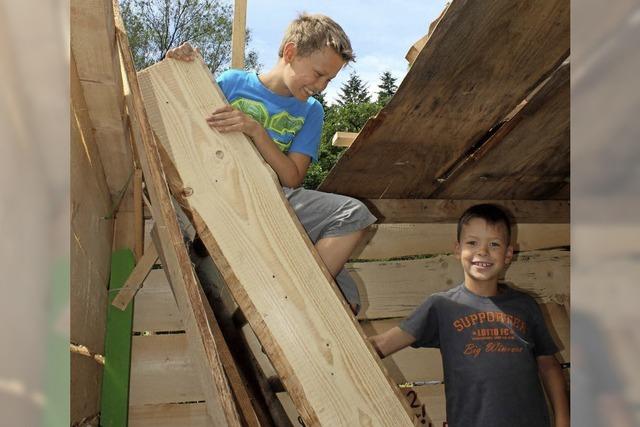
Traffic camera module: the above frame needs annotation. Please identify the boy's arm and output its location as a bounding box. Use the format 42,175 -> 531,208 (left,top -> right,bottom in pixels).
368,326 -> 416,359
537,355 -> 570,427
206,105 -> 310,187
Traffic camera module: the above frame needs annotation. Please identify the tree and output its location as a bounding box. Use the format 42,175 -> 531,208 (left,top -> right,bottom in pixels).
120,0 -> 260,74
376,71 -> 398,105
303,101 -> 382,189
336,71 -> 371,106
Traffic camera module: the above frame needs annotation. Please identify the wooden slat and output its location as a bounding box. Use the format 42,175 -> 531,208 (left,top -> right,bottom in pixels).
130,402 -> 210,427
129,334 -> 203,405
134,168 -> 145,259
319,0 -> 569,199
71,0 -> 133,200
350,250 -> 570,320
431,63 -> 570,199
363,199 -> 569,224
133,269 -> 183,332
112,241 -> 159,311
231,0 -> 247,69
138,56 -> 416,426
352,223 -> 570,260
114,3 -> 241,424
331,131 -> 358,147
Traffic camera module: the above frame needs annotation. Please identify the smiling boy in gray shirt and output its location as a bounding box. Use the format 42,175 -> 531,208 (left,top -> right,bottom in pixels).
369,204 -> 569,427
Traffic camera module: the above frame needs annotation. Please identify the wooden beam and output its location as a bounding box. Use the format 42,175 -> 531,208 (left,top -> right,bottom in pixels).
363,199 -> 569,224
111,240 -> 159,311
350,249 -> 570,320
231,0 -> 247,69
113,3 -> 242,424
352,223 -> 570,260
405,3 -> 450,66
331,131 -> 358,148
137,55 -> 416,425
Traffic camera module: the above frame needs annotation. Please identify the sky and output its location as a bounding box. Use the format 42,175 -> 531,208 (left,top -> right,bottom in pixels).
244,0 -> 449,105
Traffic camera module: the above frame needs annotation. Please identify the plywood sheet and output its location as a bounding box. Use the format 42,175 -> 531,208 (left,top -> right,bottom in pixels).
138,57 -> 416,426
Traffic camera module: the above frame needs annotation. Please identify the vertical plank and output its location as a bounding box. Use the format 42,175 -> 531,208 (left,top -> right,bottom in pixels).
100,249 -> 135,426
231,0 -> 247,69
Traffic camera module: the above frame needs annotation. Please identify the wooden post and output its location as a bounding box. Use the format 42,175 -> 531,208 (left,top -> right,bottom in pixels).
231,0 -> 247,69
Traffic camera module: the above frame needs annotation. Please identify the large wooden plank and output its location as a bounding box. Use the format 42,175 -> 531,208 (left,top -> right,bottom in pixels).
114,5 -> 240,424
319,0 -> 569,199
364,199 -> 569,224
71,0 -> 133,200
351,250 -> 570,320
352,223 -> 570,260
138,57 -> 416,426
432,63 -> 570,199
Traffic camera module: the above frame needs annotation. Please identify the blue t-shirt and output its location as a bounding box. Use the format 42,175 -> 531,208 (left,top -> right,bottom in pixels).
216,69 -> 323,162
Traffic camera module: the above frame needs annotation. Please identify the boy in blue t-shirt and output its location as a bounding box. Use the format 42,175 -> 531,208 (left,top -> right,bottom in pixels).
167,13 -> 376,313
369,204 -> 569,427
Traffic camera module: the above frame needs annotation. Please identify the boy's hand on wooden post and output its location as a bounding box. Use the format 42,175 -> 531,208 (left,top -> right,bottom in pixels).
165,42 -> 201,62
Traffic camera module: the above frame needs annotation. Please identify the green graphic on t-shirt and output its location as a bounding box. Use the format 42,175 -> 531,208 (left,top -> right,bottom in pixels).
230,97 -> 305,152
231,98 -> 269,127
269,111 -> 304,135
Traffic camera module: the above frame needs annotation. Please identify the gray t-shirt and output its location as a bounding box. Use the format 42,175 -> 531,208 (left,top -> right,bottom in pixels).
400,283 -> 558,427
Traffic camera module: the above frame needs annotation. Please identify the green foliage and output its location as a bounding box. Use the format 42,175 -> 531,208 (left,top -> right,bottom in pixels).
336,70 -> 371,106
303,99 -> 383,189
119,0 -> 260,74
376,70 -> 398,106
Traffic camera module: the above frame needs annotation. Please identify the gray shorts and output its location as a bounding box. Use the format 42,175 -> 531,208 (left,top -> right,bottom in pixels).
283,187 -> 377,311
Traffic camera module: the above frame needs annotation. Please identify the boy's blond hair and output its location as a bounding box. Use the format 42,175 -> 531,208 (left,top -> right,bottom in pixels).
278,13 -> 355,62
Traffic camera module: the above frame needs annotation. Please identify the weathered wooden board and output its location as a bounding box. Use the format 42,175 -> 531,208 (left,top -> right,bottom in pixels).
114,6 -> 240,424
129,334 -> 204,405
133,269 -> 183,332
363,199 -> 569,224
352,223 -> 570,260
130,402 -> 211,427
71,52 -> 114,424
432,63 -> 570,200
319,0 -> 569,199
71,0 -> 133,200
351,250 -> 570,319
138,57 -> 416,426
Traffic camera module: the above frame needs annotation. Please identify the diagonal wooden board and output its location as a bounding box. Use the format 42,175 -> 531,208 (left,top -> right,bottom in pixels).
138,57 -> 417,426
112,5 -> 241,425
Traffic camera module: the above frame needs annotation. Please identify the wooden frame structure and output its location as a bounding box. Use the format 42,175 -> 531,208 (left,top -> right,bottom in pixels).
70,0 -> 570,425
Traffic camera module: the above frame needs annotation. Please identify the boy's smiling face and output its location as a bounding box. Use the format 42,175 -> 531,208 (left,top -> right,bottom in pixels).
282,42 -> 345,101
455,218 -> 513,287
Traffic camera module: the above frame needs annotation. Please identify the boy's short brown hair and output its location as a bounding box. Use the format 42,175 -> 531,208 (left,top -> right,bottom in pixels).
457,204 -> 513,244
278,13 -> 355,63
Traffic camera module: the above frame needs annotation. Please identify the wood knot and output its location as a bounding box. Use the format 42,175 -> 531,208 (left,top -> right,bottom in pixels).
182,187 -> 194,197
215,150 -> 224,159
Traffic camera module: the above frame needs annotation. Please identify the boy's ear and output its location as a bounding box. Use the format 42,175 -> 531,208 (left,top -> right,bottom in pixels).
505,245 -> 514,265
454,241 -> 461,259
282,42 -> 297,64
